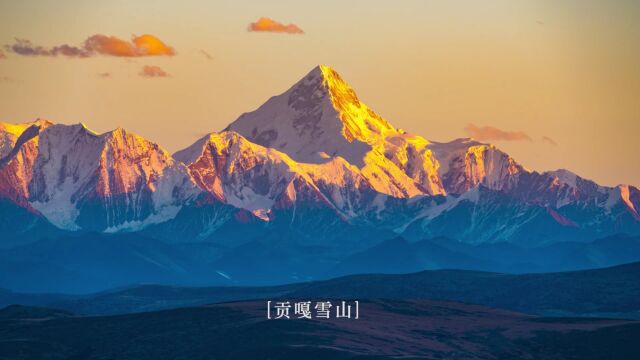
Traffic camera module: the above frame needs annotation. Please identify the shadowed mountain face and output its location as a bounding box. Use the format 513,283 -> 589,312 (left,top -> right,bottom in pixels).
1,234 -> 639,294
0,233 -> 234,294
330,234 -> 640,275
0,300 -> 638,360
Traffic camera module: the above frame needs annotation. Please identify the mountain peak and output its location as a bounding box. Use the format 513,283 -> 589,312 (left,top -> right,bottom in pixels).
29,118 -> 54,129
0,119 -> 54,159
305,64 -> 338,79
300,65 -> 398,143
13,122 -> 196,231
226,65 -> 399,166
0,119 -> 53,137
106,126 -> 137,139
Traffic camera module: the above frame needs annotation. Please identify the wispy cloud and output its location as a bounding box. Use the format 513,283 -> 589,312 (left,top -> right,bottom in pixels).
6,39 -> 91,57
541,136 -> 558,146
98,72 -> 112,78
248,17 -> 304,34
139,65 -> 169,78
465,124 -> 532,142
5,34 -> 175,58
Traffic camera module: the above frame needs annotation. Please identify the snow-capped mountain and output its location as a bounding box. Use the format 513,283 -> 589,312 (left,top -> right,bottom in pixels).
226,65 -> 445,198
219,65 -> 639,243
1,65 -> 639,290
0,120 -> 201,232
0,119 -> 47,159
174,131 -> 380,222
0,65 -> 638,248
427,138 -> 523,194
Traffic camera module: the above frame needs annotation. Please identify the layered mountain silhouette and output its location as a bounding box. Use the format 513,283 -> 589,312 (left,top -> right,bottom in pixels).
1,65 -> 639,291
3,261 -> 639,318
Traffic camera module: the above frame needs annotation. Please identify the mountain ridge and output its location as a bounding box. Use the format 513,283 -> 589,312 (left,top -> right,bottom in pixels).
0,65 -> 638,248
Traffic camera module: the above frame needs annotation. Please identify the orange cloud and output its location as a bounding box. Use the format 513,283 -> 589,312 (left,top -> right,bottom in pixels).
85,34 -> 175,57
140,65 -> 169,78
248,17 -> 304,34
0,50 -> 6,59
541,136 -> 558,146
5,34 -> 175,58
465,124 -> 532,142
98,72 -> 112,78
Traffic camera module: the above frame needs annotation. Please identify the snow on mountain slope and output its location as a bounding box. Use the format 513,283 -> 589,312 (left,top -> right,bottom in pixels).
0,121 -> 35,159
427,138 -> 524,194
608,184 -> 640,221
175,131 -> 304,219
396,160 -> 640,245
224,64 -> 634,210
426,138 -> 636,216
216,64 -> 639,239
174,131 -> 378,221
226,65 -> 445,197
0,119 -> 51,160
0,121 -> 201,231
0,66 -> 638,246
0,120 -> 52,207
226,65 -> 394,165
0,122 -> 28,159
401,186 -> 588,246
0,120 -> 76,245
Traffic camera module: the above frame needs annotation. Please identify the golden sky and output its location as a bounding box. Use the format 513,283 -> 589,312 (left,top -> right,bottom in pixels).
0,0 -> 638,186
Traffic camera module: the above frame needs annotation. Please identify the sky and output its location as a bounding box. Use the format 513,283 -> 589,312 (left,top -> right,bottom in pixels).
0,0 -> 638,187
